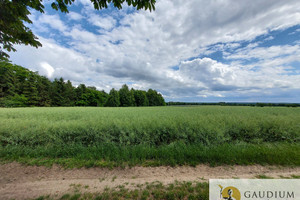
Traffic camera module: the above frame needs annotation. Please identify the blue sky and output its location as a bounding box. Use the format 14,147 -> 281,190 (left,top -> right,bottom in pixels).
10,0 -> 300,102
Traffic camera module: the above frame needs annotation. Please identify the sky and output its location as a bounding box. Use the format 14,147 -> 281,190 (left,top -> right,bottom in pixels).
9,0 -> 300,103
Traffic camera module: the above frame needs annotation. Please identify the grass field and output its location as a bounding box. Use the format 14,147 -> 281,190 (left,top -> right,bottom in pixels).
1,106 -> 300,167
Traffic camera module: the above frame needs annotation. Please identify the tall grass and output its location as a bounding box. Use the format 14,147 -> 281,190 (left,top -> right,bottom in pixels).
1,106 -> 299,146
1,106 -> 299,166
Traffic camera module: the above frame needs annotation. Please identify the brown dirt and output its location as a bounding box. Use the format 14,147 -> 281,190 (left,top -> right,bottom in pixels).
0,162 -> 299,200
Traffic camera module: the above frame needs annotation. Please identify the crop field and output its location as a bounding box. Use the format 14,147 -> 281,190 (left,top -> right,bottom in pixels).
1,106 -> 299,167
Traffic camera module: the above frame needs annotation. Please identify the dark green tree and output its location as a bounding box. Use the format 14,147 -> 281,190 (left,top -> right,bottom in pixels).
119,84 -> 135,107
75,84 -> 88,106
0,62 -> 16,97
0,61 -> 166,107
51,77 -> 66,106
64,80 -> 75,106
23,73 -> 39,106
105,88 -> 120,107
85,87 -> 102,106
134,89 -> 149,106
36,76 -> 52,106
98,90 -> 108,107
147,89 -> 165,106
0,94 -> 28,107
0,0 -> 156,61
130,88 -> 137,106
10,63 -> 31,94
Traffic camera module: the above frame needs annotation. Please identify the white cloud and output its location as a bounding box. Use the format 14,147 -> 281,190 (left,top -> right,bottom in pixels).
38,14 -> 67,32
66,28 -> 98,43
179,58 -> 237,89
68,11 -> 84,21
9,0 -> 300,102
88,14 -> 116,30
225,44 -> 300,66
265,36 -> 274,41
40,62 -> 55,78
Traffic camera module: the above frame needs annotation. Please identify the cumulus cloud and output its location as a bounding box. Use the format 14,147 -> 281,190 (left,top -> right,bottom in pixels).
88,14 -> 116,30
38,14 -> 67,32
179,58 -> 238,91
9,0 -> 300,102
40,62 -> 55,78
68,11 -> 84,21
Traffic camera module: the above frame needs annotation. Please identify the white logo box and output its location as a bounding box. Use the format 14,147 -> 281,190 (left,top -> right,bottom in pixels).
209,179 -> 300,200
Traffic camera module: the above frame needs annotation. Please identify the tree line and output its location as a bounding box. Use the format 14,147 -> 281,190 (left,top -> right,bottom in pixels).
167,102 -> 300,107
0,61 -> 166,107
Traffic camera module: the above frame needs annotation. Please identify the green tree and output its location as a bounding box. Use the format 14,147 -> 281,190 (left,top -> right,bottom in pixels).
86,87 -> 102,106
75,84 -> 88,106
105,88 -> 120,107
51,77 -> 66,106
147,89 -> 165,106
23,73 -> 39,106
119,84 -> 135,107
0,62 -> 16,97
134,89 -> 148,106
130,88 -> 137,106
0,94 -> 28,107
36,76 -> 52,106
64,80 -> 75,106
0,0 -> 156,61
0,61 -> 166,107
10,63 -> 31,94
98,90 -> 108,107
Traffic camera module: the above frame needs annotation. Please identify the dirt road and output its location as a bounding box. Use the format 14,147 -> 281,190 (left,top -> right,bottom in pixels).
0,162 -> 299,200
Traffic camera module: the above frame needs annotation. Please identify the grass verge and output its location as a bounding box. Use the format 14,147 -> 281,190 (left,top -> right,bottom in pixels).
1,142 -> 299,168
34,181 -> 209,200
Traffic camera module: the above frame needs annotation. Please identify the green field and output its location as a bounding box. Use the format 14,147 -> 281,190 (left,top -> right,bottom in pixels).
1,106 -> 300,167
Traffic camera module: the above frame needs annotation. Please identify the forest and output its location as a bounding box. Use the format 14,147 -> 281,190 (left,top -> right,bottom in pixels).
0,61 -> 166,107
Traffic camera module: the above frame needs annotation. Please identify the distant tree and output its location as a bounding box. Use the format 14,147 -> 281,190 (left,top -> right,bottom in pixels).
51,78 -> 66,106
158,93 -> 166,106
98,90 -> 108,107
84,86 -> 104,106
64,80 -> 75,106
23,73 -> 39,106
134,89 -> 149,106
105,88 -> 120,107
10,63 -> 31,94
0,62 -> 16,97
0,61 -> 166,108
119,84 -> 135,107
130,88 -> 137,106
75,84 -> 88,106
0,0 -> 156,61
0,94 -> 28,107
36,76 -> 52,106
147,89 -> 165,106
75,84 -> 87,99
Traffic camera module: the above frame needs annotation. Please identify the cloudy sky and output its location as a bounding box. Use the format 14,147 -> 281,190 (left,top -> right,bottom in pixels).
10,0 -> 300,102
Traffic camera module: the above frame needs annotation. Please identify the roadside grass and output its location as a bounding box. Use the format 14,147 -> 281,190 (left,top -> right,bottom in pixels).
291,174 -> 300,179
279,174 -> 300,179
33,181 -> 209,200
255,174 -> 274,179
1,143 -> 299,168
30,173 -> 300,200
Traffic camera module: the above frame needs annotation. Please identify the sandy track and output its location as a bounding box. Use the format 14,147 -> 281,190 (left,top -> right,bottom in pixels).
0,162 -> 299,200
